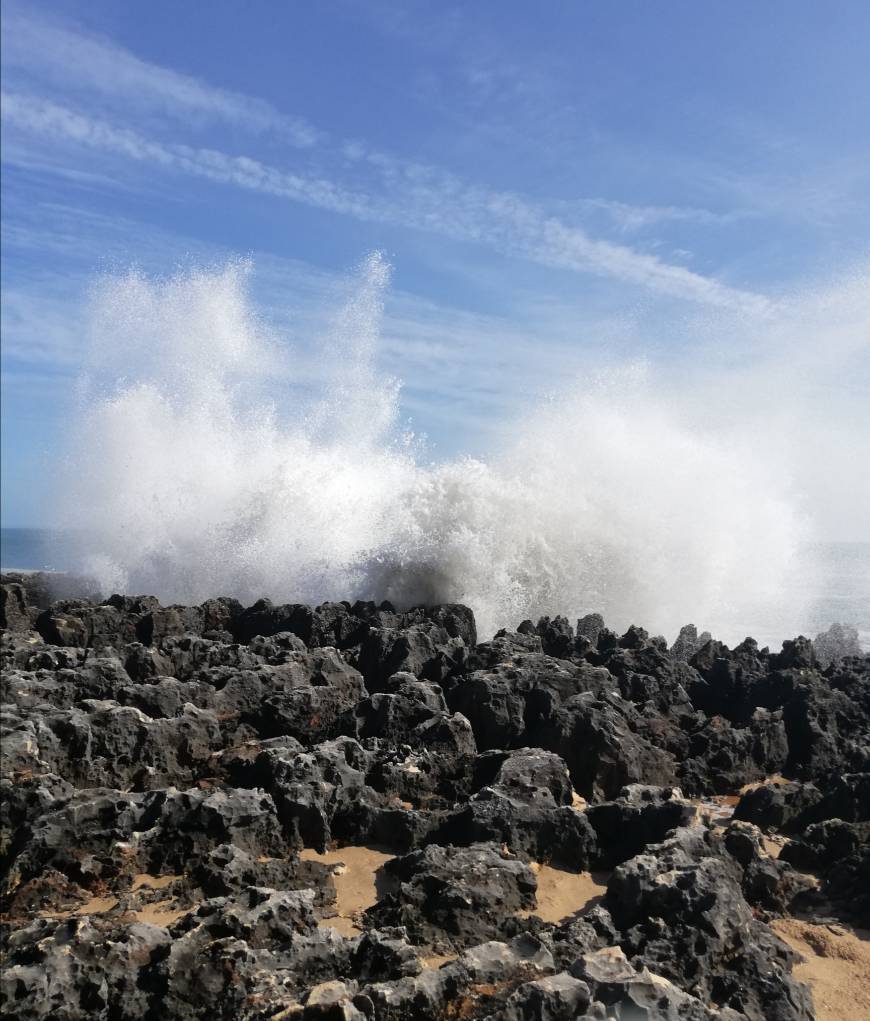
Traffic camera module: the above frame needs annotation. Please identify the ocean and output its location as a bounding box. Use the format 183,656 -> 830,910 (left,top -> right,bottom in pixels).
1,528 -> 83,574
3,526 -> 868,652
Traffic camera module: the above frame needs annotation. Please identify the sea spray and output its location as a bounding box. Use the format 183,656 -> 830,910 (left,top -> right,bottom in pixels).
59,253 -> 868,645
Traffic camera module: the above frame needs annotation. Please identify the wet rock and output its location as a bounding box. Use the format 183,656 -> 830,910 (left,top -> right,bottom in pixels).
464,628 -> 544,670
36,597 -> 158,653
536,615 -> 576,660
576,613 -> 606,646
671,624 -> 712,664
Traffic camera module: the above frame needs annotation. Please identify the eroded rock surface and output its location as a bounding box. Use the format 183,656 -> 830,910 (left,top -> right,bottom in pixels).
2,574 -> 868,1019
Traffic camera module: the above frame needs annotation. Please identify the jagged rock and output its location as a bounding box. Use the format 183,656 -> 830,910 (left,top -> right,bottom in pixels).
457,932 -> 555,983
734,781 -> 822,833
435,792 -> 598,869
533,693 -> 677,800
586,785 -> 696,868
0,916 -> 171,1020
576,613 -> 606,645
0,582 -> 35,632
432,747 -> 597,865
814,623 -> 862,668
569,946 -> 738,1020
361,967 -> 451,1021
680,710 -> 789,795
671,624 -> 712,663
722,821 -> 816,914
499,972 -> 592,1020
2,591 -> 865,1020
815,771 -> 870,822
780,819 -> 870,922
356,623 -> 468,691
536,615 -> 576,660
365,843 -> 537,950
606,828 -> 813,1020
188,843 -> 335,908
446,652 -> 613,751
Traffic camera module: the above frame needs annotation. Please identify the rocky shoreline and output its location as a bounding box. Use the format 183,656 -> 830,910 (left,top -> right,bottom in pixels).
1,573 -> 868,1020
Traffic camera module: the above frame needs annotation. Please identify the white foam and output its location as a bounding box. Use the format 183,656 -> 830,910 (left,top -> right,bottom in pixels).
59,253 -> 869,645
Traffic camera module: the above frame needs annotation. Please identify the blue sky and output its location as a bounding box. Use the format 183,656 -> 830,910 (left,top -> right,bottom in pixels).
2,1 -> 869,531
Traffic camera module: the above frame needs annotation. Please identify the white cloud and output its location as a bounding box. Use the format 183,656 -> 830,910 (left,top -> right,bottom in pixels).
567,197 -> 743,233
0,7 -> 319,147
1,89 -> 770,315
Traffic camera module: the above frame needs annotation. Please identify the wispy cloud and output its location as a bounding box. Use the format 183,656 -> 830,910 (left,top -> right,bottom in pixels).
1,90 -> 769,314
568,197 -> 744,233
0,7 -> 319,147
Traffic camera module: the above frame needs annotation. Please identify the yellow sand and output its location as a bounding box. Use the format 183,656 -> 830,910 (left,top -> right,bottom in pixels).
299,846 -> 395,936
773,918 -> 870,1021
520,863 -> 608,923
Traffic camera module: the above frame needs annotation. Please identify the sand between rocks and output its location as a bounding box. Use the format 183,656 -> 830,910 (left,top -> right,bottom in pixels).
519,864 -> 609,924
299,846 -> 395,937
301,846 -> 609,939
772,918 -> 870,1021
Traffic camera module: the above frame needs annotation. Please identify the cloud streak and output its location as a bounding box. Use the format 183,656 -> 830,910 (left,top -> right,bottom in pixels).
1,90 -> 769,314
0,7 -> 319,147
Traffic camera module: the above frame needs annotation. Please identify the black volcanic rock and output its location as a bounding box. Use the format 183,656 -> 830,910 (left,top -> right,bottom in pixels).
532,692 -> 677,800
3,587 -> 862,1019
606,828 -> 813,1020
733,780 -> 823,833
364,843 -> 537,951
433,748 -> 599,868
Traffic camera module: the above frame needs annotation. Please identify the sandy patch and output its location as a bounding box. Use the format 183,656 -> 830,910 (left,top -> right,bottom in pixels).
131,873 -> 181,891
772,918 -> 870,1021
132,900 -> 190,926
38,894 -> 119,919
298,847 -> 608,934
690,776 -> 793,829
520,864 -> 608,924
421,953 -> 458,969
299,846 -> 395,936
690,796 -> 737,827
740,775 -> 789,794
762,834 -> 785,859
78,895 -> 119,915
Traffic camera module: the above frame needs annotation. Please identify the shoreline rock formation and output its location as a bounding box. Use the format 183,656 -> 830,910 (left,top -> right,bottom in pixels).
1,572 -> 868,1020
